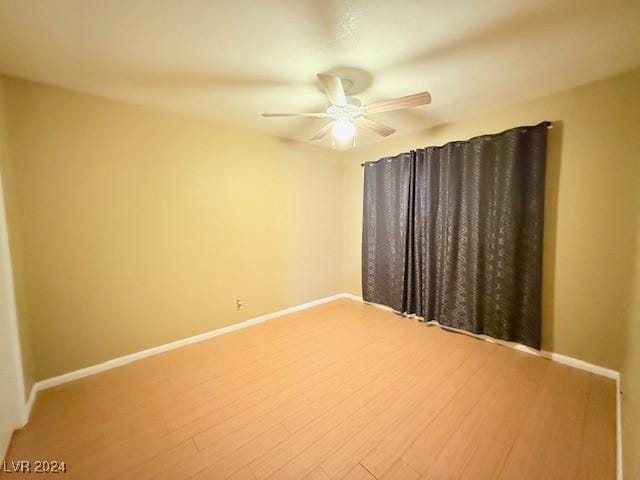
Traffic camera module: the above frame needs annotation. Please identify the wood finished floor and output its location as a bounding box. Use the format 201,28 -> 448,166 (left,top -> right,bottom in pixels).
2,299 -> 616,480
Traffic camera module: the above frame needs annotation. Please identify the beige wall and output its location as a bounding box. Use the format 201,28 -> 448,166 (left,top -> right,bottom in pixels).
0,79 -> 35,396
0,76 -> 343,381
341,68 -> 640,371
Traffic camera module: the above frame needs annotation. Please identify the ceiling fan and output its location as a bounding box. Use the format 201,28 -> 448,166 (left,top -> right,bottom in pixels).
262,74 -> 431,145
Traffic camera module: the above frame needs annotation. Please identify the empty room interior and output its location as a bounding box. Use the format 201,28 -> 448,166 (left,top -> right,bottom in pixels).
1,1 -> 640,479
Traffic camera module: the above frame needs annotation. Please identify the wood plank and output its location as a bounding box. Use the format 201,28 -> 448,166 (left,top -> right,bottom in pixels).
111,439 -> 197,480
403,349 -> 547,478
497,363 -> 593,479
381,459 -> 420,480
341,464 -> 376,480
457,434 -> 510,480
575,374 -> 617,480
358,337 -> 496,478
187,425 -> 291,480
303,467 -> 331,480
249,330 -> 460,479
228,466 -> 258,480
321,337 -> 495,478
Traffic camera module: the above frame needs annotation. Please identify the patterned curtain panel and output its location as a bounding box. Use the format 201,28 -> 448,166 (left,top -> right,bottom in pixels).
362,122 -> 548,349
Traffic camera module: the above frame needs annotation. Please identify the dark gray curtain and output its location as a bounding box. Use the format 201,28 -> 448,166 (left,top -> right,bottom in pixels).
362,122 -> 548,349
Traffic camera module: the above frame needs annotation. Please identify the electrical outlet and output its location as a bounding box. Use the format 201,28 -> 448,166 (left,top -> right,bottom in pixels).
235,298 -> 243,310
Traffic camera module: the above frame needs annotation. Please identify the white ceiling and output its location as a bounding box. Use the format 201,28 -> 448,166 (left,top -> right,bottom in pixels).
0,0 -> 639,148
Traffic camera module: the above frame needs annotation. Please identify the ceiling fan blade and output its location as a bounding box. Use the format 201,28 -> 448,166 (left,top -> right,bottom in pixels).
310,121 -> 334,141
261,112 -> 326,117
364,92 -> 431,114
358,118 -> 396,137
317,74 -> 347,107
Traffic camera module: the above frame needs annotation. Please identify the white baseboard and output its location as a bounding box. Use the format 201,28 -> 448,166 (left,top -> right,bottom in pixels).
20,291 -> 624,479
341,292 -> 364,302
21,385 -> 38,427
544,351 -> 618,380
22,293 -> 346,423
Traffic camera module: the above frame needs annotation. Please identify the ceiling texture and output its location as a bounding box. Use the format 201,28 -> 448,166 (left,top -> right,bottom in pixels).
0,0 -> 639,148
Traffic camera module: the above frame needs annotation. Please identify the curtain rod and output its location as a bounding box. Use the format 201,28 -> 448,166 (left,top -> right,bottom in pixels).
360,121 -> 553,167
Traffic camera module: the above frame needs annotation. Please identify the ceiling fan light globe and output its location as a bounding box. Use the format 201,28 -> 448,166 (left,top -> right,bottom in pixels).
332,119 -> 356,142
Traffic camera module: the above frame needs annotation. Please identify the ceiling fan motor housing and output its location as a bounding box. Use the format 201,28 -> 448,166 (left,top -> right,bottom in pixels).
327,96 -> 364,123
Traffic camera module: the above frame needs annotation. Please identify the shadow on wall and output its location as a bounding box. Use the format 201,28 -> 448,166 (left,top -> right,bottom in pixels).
541,120 -> 563,353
